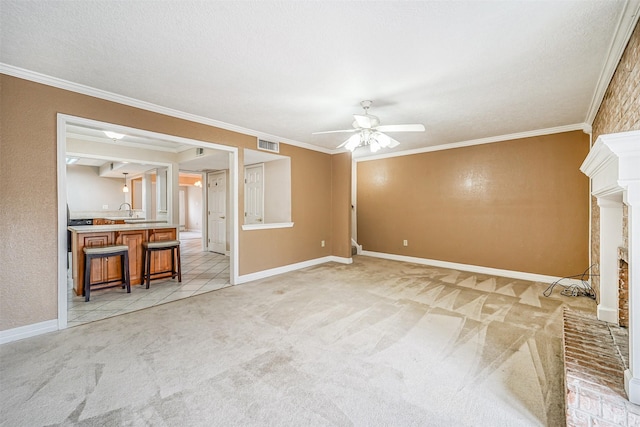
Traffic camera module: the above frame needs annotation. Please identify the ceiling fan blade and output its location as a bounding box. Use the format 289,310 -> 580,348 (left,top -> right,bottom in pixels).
312,129 -> 357,135
376,124 -> 425,132
353,114 -> 374,129
388,137 -> 400,148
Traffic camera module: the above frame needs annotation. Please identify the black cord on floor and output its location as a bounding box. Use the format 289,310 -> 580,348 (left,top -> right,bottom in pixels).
542,264 -> 597,299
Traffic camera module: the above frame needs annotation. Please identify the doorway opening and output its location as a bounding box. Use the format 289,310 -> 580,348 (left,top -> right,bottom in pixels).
57,114 -> 239,329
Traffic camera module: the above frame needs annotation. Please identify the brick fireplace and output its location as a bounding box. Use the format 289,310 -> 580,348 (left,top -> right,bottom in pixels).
580,129 -> 640,404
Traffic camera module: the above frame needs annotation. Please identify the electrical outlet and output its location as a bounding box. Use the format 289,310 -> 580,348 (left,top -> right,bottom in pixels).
403,240 -> 408,247
102,204 -> 109,209
321,240 -> 325,247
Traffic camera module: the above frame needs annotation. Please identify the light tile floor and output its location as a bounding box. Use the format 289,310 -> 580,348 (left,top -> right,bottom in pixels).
67,236 -> 230,328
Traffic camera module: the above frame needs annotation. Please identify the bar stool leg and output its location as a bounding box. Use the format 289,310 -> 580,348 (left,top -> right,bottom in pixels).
141,245 -> 147,289
145,248 -> 152,289
176,245 -> 182,282
123,251 -> 131,293
120,253 -> 126,290
84,254 -> 92,302
170,246 -> 176,279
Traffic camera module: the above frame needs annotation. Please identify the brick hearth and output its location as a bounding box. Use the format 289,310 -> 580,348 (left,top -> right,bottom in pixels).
563,309 -> 640,426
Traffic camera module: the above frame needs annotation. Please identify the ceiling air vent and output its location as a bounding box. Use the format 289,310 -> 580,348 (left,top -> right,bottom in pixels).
195,147 -> 204,157
257,138 -> 279,153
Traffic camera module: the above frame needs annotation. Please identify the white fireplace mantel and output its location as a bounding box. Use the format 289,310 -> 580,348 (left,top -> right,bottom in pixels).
580,129 -> 640,404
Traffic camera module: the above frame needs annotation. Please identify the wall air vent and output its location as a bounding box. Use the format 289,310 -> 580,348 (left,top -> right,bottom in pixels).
195,147 -> 204,157
257,138 -> 279,153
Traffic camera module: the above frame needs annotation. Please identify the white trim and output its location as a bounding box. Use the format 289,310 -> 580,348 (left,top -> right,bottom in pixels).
598,305 -> 619,324
57,115 -> 68,329
230,151 -> 239,285
361,251 -> 586,286
236,255 -> 351,284
0,63 -> 332,155
328,256 -> 353,265
351,160 -> 358,245
625,370 -> 640,407
0,320 -> 58,345
351,238 -> 363,255
241,222 -> 294,231
354,123 -> 588,162
585,0 -> 640,124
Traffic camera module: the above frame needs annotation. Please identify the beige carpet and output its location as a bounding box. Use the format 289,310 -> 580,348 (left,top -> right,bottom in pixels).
0,256 -> 595,426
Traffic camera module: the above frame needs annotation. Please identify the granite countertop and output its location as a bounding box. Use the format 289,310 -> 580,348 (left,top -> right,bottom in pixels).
99,217 -> 168,224
101,216 -> 143,220
68,223 -> 179,233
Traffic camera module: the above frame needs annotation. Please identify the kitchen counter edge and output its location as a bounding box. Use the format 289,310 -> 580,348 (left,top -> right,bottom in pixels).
68,223 -> 180,233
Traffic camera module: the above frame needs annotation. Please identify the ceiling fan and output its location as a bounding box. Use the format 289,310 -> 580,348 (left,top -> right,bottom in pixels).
313,100 -> 425,153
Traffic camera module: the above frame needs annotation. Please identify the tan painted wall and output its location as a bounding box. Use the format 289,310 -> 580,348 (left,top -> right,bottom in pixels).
357,131 -> 590,277
239,144 -> 334,273
590,20 -> 640,300
0,75 -> 344,331
331,153 -> 352,258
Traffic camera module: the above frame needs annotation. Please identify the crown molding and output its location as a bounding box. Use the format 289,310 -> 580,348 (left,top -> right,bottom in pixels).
354,123 -> 588,163
0,63 -> 333,155
585,0 -> 640,125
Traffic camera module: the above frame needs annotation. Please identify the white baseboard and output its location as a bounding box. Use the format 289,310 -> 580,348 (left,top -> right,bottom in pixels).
350,238 -> 363,255
361,251 -> 586,286
236,255 -> 352,284
0,319 -> 58,345
328,255 -> 353,265
625,370 -> 640,405
597,304 -> 619,324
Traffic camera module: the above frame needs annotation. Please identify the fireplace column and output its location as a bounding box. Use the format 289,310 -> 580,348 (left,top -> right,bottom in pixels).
625,182 -> 640,404
597,198 -> 624,324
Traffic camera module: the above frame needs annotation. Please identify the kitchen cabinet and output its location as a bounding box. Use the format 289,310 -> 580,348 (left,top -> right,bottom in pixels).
70,224 -> 178,296
115,230 -> 146,285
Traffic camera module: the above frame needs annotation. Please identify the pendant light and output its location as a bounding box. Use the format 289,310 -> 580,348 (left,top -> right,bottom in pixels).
122,172 -> 129,193
104,131 -> 125,140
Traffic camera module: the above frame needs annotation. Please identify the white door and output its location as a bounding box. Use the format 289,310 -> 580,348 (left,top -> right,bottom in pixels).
244,164 -> 264,224
207,171 -> 226,254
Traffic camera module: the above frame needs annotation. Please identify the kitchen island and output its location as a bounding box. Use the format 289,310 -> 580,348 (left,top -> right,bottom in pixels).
68,223 -> 179,296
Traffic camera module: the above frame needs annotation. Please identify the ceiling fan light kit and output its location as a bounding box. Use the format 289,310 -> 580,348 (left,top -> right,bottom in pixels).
344,129 -> 395,153
313,100 -> 425,153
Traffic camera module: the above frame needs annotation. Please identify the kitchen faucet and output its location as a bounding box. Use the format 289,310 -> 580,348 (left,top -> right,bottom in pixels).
119,202 -> 134,217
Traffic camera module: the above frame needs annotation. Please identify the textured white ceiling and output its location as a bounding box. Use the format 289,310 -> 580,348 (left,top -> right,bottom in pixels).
0,1 -> 630,156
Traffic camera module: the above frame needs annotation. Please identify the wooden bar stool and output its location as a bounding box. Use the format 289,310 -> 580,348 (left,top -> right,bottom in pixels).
141,240 -> 181,289
83,245 -> 131,302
